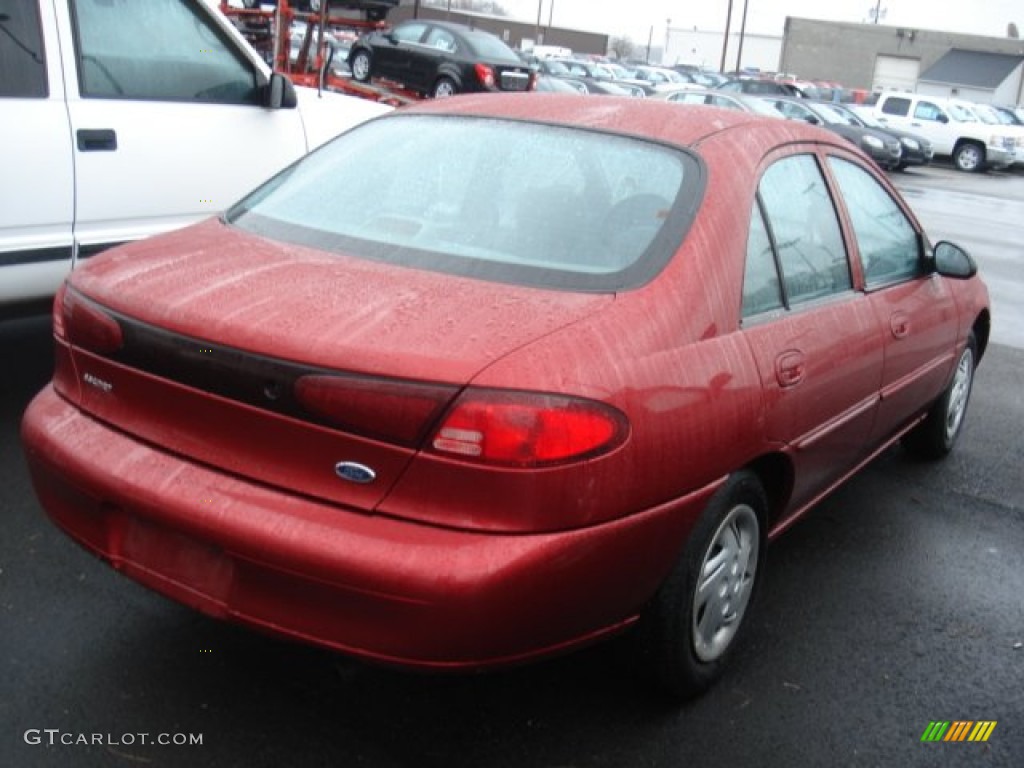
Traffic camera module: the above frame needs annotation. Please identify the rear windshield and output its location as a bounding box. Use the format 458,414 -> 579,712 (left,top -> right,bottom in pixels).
227,114 -> 699,292
464,31 -> 520,61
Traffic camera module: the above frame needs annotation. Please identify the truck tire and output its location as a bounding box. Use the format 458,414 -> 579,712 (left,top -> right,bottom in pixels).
953,141 -> 985,173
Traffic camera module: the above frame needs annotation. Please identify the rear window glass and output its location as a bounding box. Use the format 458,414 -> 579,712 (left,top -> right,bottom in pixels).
464,30 -> 519,60
227,114 -> 699,292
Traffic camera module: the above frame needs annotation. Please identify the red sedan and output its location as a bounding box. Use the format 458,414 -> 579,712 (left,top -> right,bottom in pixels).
22,95 -> 990,700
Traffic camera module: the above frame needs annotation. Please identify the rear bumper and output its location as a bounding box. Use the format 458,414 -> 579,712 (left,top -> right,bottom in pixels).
22,385 -> 715,668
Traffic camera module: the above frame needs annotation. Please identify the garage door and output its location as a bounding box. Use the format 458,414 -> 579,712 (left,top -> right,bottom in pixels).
872,55 -> 920,92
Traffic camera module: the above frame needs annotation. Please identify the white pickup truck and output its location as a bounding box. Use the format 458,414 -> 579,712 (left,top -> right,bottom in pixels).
1,0 -> 388,317
872,92 -> 1015,173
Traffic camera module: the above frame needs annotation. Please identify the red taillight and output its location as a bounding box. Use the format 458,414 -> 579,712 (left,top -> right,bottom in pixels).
294,374 -> 458,446
63,288 -> 123,354
430,389 -> 628,467
474,63 -> 496,89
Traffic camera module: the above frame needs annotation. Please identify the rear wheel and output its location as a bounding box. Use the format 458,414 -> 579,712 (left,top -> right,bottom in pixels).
953,141 -> 985,173
903,333 -> 977,459
432,77 -> 458,98
638,471 -> 766,701
350,50 -> 373,83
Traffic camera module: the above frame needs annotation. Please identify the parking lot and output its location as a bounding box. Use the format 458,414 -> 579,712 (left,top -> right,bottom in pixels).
2,164 -> 1022,768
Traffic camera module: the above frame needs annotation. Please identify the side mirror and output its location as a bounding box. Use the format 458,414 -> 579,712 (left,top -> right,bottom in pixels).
933,241 -> 977,278
387,33 -> 399,45
263,72 -> 298,109
937,113 -> 949,124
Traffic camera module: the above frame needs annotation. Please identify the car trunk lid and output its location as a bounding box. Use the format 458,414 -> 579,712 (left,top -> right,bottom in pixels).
60,219 -> 613,514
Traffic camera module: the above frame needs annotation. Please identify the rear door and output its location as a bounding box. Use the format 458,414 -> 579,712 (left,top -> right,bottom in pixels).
0,0 -> 74,310
417,25 -> 458,91
57,0 -> 307,264
740,151 -> 884,519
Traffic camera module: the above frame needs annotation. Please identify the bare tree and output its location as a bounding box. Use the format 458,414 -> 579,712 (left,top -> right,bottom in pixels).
608,35 -> 634,61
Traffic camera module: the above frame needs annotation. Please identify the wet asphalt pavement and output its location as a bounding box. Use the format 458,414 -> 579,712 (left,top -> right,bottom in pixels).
2,165 -> 1022,768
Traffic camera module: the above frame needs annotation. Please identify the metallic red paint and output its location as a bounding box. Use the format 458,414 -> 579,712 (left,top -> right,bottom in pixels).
21,94 -> 991,673
23,385 -> 716,666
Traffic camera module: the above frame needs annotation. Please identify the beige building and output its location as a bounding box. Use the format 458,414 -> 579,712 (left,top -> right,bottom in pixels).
779,17 -> 1024,101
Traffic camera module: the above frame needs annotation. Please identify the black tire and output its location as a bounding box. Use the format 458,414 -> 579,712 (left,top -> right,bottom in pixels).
953,142 -> 985,173
432,76 -> 458,98
903,332 -> 977,459
638,470 -> 766,701
350,49 -> 373,83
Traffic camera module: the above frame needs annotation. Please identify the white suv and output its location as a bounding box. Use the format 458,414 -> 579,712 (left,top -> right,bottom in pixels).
872,93 -> 1015,172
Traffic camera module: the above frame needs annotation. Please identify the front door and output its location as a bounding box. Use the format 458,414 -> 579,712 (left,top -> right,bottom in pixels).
825,155 -> 959,442
59,0 -> 307,263
0,0 -> 75,308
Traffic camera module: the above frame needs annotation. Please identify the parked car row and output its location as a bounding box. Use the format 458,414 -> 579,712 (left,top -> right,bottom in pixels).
658,89 -> 931,173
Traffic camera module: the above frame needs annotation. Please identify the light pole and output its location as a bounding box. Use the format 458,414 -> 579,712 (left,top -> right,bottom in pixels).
665,17 -> 671,66
735,0 -> 750,72
719,0 -> 734,73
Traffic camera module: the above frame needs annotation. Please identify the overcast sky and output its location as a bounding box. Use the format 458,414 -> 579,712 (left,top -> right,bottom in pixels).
501,0 -> 1024,42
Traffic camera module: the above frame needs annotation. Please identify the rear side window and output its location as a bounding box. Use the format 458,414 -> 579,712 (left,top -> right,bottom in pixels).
71,0 -> 258,104
742,201 -> 784,316
880,97 -> 910,117
424,28 -> 457,53
0,1 -> 47,97
228,114 -> 699,292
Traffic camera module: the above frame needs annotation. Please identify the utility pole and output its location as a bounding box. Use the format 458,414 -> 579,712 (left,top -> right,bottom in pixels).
735,0 -> 750,72
719,0 -> 734,73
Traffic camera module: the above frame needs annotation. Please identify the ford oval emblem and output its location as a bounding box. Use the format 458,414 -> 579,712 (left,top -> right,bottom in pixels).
334,462 -> 376,485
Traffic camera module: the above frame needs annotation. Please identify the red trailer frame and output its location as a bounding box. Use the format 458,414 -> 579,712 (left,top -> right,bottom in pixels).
219,0 -> 421,106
